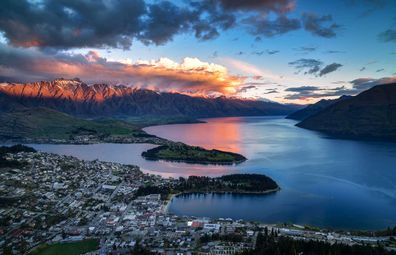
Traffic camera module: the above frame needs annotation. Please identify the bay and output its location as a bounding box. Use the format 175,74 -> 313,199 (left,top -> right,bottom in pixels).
31,116 -> 396,229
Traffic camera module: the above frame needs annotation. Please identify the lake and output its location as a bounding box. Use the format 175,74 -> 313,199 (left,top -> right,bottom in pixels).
30,116 -> 396,230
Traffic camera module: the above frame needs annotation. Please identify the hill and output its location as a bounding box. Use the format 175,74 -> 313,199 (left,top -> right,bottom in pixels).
0,79 -> 296,118
286,96 -> 352,120
0,108 -> 248,164
296,83 -> 396,140
0,107 -> 155,143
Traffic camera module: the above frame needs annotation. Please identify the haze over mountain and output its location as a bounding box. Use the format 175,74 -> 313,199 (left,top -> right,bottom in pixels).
0,79 -> 296,118
296,83 -> 396,140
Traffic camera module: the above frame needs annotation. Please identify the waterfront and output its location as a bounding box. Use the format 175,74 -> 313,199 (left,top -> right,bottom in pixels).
31,116 -> 396,229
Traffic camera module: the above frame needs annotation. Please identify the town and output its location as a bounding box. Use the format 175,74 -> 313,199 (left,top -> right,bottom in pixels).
1,149 -> 395,255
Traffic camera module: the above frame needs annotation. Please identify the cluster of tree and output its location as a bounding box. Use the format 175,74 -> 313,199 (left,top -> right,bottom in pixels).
175,174 -> 279,193
135,174 -> 279,200
141,143 -> 246,164
0,144 -> 36,168
0,144 -> 36,154
349,226 -> 396,237
199,233 -> 244,243
70,127 -> 98,135
376,226 -> 396,236
241,230 -> 396,255
134,185 -> 171,200
111,241 -> 154,255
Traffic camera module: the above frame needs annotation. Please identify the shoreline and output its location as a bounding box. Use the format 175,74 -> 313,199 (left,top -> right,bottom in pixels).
142,156 -> 246,165
1,140 -> 248,166
162,187 -> 281,213
4,147 -> 395,233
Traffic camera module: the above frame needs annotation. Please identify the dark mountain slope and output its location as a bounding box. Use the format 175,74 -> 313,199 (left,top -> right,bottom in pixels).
286,95 -> 352,121
297,83 -> 396,140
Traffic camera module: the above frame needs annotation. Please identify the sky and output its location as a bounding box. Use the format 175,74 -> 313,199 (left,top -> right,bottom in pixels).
0,0 -> 395,104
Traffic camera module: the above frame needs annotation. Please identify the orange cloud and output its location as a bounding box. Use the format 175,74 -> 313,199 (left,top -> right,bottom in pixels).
1,48 -> 244,97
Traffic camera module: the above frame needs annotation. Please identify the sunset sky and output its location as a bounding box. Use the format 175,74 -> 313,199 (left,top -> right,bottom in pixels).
0,0 -> 395,104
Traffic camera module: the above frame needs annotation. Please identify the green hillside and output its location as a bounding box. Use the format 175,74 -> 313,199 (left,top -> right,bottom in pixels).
0,107 -> 147,141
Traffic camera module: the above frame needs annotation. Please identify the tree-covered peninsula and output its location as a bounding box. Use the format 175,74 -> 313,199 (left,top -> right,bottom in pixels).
141,143 -> 246,165
136,174 -> 280,200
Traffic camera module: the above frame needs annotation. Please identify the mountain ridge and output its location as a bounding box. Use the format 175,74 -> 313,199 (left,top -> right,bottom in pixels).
296,83 -> 396,140
286,95 -> 352,121
0,78 -> 297,117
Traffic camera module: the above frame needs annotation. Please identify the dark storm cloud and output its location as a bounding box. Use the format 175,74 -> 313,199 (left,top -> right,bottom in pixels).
350,78 -> 377,91
243,15 -> 301,37
193,22 -> 220,41
189,0 -> 237,41
288,59 -> 323,75
293,46 -> 317,54
378,29 -> 396,43
284,85 -> 357,100
284,85 -> 325,100
319,63 -> 343,76
237,83 -> 280,95
266,50 -> 280,55
251,51 -> 265,56
237,85 -> 257,93
0,0 -> 236,48
299,47 -> 316,52
289,59 -> 342,76
325,50 -> 345,54
218,0 -> 295,13
350,77 -> 396,90
346,0 -> 389,8
139,1 -> 195,45
264,89 -> 278,94
0,0 -> 147,49
285,86 -> 320,92
301,13 -> 340,38
0,0 -> 326,50
345,0 -> 390,17
366,60 -> 378,65
243,81 -> 277,86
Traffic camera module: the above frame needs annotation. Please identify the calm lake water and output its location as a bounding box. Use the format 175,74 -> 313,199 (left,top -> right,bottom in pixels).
30,116 -> 396,230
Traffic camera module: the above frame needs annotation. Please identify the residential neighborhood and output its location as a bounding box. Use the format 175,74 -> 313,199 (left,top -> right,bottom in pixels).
1,151 -> 395,254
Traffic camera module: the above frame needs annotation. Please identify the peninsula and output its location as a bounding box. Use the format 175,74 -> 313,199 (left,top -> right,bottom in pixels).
2,146 -> 394,255
141,143 -> 246,165
0,107 -> 247,165
136,174 -> 280,200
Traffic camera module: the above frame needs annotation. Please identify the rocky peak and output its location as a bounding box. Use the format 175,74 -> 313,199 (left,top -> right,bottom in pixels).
0,78 -> 137,102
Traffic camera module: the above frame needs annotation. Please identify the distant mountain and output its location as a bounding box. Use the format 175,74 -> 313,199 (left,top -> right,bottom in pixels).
297,83 -> 396,140
286,95 -> 352,120
0,79 -> 296,117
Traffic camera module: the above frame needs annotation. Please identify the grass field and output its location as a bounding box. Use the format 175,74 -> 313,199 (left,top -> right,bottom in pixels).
29,239 -> 99,255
